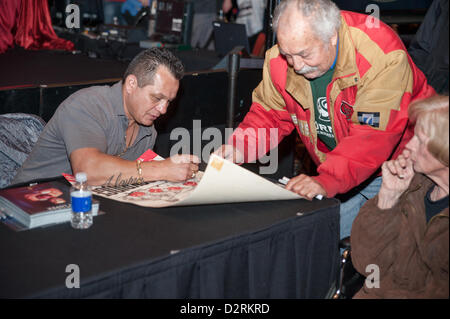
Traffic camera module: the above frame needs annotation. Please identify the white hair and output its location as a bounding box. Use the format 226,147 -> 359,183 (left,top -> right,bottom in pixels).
273,0 -> 341,43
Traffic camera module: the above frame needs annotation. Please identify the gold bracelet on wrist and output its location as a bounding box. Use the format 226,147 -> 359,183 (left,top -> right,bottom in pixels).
136,159 -> 143,184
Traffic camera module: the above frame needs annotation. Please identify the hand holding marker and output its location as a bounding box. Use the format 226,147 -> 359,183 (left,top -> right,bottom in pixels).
278,176 -> 324,200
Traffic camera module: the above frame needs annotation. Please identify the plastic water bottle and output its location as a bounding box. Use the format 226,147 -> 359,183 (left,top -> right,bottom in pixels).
70,172 -> 93,229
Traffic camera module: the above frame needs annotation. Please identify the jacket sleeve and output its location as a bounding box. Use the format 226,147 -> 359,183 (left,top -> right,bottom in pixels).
314,49 -> 433,197
350,194 -> 404,279
228,48 -> 294,162
352,193 -> 449,299
407,224 -> 449,299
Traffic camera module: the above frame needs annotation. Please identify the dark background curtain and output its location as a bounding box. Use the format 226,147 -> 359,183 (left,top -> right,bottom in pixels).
0,0 -> 74,54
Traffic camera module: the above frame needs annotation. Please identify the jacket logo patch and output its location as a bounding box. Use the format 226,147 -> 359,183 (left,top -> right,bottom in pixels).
292,114 -> 310,136
290,114 -> 299,125
340,101 -> 354,120
358,112 -> 380,128
298,120 -> 310,137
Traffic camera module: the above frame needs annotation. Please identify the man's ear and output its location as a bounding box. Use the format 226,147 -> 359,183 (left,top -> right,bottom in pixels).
124,74 -> 138,94
330,32 -> 338,47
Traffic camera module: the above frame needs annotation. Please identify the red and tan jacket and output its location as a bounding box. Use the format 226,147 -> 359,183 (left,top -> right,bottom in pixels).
229,11 -> 435,197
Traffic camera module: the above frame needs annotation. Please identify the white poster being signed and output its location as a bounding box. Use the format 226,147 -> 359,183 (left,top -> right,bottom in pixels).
90,154 -> 301,208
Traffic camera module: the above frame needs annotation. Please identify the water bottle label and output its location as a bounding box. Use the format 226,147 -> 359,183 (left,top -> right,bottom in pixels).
71,192 -> 92,213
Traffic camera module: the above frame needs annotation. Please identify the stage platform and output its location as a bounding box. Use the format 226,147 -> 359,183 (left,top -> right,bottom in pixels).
0,47 -> 128,90
0,44 -> 222,90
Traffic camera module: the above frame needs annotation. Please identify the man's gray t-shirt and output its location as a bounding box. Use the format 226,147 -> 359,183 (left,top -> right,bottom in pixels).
12,81 -> 157,185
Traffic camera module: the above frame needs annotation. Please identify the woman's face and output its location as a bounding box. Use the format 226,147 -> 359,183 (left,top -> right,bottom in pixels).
405,125 -> 445,175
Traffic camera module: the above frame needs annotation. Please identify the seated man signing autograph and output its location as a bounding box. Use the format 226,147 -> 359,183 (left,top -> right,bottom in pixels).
12,48 -> 199,186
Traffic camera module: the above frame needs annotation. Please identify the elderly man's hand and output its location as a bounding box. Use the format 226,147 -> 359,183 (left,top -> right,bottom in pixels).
285,174 -> 327,200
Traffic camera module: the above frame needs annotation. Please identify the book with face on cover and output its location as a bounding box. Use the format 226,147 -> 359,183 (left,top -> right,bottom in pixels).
0,180 -> 99,230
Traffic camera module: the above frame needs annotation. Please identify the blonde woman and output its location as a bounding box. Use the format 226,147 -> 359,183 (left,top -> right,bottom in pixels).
351,95 -> 449,298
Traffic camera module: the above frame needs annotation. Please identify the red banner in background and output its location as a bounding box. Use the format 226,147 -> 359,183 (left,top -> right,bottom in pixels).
0,0 -> 74,54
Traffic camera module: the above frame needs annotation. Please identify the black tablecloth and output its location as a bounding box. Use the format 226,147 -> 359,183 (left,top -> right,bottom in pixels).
0,194 -> 340,298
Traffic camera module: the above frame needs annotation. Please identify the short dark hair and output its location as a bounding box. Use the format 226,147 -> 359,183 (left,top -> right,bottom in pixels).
123,48 -> 184,87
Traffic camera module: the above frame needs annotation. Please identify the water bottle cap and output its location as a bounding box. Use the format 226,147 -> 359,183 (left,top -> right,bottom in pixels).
75,172 -> 87,183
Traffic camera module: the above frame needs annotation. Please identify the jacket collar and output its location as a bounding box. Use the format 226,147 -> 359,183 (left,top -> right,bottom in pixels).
333,15 -> 360,89
404,174 -> 449,248
285,14 -> 360,109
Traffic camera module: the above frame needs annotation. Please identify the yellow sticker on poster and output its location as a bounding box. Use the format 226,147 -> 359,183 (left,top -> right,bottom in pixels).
210,157 -> 224,171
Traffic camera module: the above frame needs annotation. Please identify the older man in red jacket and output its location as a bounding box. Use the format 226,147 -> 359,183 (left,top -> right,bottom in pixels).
216,0 -> 435,239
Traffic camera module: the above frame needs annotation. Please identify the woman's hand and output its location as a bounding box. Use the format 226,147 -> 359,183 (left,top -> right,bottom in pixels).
377,150 -> 414,209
